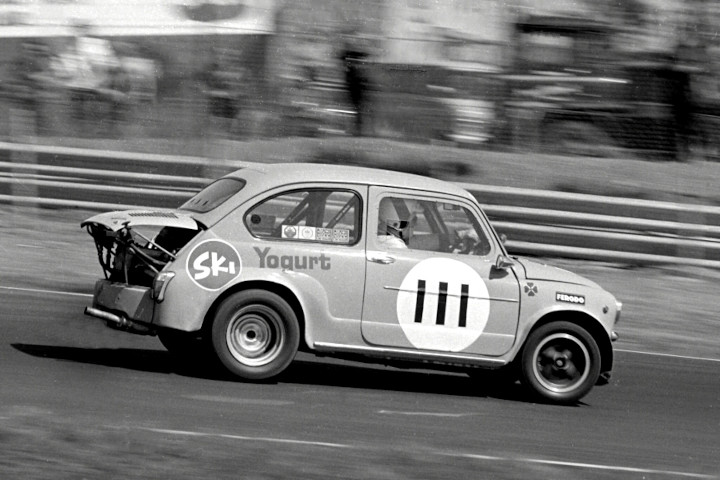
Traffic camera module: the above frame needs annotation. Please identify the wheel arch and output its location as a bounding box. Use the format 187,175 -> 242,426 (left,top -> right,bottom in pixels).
525,310 -> 613,375
202,280 -> 308,351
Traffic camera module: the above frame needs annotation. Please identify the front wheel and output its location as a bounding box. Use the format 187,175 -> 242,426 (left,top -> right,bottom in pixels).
211,290 -> 300,380
520,321 -> 601,404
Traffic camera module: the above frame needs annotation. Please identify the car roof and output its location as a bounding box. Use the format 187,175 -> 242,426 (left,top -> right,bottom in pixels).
187,162 -> 476,227
226,162 -> 473,198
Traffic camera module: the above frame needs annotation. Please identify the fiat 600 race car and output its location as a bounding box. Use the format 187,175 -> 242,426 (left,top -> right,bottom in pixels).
82,163 -> 621,404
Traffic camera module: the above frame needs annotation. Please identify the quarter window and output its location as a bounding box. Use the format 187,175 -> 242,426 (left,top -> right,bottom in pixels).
180,178 -> 246,213
246,189 -> 361,245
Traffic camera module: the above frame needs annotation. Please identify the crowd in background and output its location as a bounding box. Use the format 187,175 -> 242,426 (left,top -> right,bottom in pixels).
1,1 -> 719,161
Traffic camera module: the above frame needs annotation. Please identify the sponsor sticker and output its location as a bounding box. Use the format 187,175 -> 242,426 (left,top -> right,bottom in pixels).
524,282 -> 538,296
396,258 -> 490,352
299,226 -> 316,240
556,292 -> 586,305
254,247 -> 331,270
281,225 -> 298,239
316,228 -> 333,242
332,228 -> 350,243
186,239 -> 242,291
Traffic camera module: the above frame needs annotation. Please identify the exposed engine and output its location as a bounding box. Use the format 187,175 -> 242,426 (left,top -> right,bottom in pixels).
85,222 -> 199,287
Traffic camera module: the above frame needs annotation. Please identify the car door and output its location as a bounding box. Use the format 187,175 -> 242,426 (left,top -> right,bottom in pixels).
361,187 -> 520,356
233,184 -> 367,323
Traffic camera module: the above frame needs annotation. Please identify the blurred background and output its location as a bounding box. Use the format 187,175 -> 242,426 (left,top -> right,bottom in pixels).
0,0 -> 719,162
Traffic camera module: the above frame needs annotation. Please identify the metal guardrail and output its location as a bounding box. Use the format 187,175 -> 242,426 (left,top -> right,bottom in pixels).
2,141 -> 720,268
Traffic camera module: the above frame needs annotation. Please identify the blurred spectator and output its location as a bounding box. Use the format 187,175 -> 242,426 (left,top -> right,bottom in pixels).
50,22 -> 122,133
200,57 -> 246,136
113,41 -> 160,104
6,39 -> 53,133
670,42 -> 702,161
340,43 -> 370,136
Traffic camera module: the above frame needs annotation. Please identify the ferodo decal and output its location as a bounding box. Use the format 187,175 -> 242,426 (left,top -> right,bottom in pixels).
396,258 -> 490,352
186,239 -> 242,291
556,292 -> 586,305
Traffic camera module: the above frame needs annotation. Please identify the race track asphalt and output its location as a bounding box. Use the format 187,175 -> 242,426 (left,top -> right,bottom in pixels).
1,206 -> 719,479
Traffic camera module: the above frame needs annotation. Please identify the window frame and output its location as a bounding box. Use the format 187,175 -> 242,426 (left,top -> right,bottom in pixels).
243,187 -> 364,246
375,192 -> 495,257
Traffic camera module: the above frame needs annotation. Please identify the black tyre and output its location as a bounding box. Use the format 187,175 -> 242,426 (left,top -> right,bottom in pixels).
520,321 -> 601,404
211,290 -> 300,380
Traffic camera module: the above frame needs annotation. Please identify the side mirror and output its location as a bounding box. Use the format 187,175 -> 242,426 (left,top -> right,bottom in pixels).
494,254 -> 515,270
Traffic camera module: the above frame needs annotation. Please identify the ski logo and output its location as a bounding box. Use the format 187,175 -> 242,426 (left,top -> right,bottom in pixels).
186,239 -> 242,290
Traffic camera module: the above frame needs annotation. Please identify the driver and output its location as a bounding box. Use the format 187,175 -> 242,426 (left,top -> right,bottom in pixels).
377,198 -> 418,249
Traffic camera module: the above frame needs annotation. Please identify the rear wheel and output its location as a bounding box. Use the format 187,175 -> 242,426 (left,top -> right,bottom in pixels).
520,321 -> 601,404
211,290 -> 300,380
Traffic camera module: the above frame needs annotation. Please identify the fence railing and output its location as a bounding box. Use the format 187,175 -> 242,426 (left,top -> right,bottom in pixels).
2,141 -> 719,268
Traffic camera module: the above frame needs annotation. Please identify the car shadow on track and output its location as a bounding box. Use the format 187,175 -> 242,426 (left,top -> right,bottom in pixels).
11,343 -> 227,381
11,343 -> 560,405
280,359 -> 530,403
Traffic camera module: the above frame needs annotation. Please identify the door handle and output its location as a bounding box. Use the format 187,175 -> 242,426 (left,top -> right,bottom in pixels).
367,252 -> 396,265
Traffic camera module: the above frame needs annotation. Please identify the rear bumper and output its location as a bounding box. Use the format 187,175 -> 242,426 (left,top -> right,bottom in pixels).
85,279 -> 156,334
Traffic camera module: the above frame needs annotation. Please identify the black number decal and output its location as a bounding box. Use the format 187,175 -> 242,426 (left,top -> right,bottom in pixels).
414,280 -> 469,327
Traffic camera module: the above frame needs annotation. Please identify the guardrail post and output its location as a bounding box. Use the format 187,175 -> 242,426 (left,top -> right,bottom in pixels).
8,107 -> 39,211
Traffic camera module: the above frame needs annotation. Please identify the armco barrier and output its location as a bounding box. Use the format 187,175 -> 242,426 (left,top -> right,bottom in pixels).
2,141 -> 720,268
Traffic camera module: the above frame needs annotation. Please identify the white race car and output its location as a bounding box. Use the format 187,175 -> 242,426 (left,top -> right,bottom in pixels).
82,163 -> 621,404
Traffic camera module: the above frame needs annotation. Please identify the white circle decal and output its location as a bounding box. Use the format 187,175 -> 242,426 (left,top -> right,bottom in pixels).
186,239 -> 242,291
396,258 -> 490,352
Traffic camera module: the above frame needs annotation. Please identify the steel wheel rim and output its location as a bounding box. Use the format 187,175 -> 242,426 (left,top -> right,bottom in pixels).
532,333 -> 590,394
226,305 -> 285,367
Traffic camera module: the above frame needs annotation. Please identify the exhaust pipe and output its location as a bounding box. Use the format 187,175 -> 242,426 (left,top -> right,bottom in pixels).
84,307 -> 153,334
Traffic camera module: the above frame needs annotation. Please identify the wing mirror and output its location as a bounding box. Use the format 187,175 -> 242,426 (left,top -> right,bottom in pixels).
494,254 -> 515,270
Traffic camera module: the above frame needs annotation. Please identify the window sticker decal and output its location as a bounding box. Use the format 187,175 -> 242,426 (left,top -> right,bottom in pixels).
396,258 -> 490,352
281,225 -> 298,239
299,226 -> 316,240
186,239 -> 242,291
280,225 -> 351,244
332,229 -> 350,243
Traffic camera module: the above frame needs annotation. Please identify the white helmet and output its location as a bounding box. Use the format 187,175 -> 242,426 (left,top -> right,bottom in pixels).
379,198 -> 419,240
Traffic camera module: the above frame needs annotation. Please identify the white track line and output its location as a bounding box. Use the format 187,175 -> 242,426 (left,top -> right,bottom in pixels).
378,409 -> 473,418
2,285 -> 719,363
0,285 -> 92,298
442,452 -> 717,479
144,428 -> 352,449
616,348 -> 720,363
141,427 -> 717,479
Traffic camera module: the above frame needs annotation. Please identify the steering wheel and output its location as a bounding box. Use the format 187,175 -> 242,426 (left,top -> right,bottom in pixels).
450,231 -> 479,255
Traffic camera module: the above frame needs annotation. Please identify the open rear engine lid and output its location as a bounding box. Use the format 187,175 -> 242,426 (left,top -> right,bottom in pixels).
81,209 -> 200,231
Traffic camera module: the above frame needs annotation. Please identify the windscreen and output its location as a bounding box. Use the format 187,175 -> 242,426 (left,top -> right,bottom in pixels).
180,178 -> 246,213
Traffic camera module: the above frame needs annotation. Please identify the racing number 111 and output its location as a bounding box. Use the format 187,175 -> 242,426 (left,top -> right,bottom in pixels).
414,280 -> 469,327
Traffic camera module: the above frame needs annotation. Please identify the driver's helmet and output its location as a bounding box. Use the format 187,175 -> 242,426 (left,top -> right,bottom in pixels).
379,198 -> 420,241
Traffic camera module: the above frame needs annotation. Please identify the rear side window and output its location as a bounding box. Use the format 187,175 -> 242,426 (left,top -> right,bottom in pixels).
180,178 -> 246,213
245,189 -> 361,245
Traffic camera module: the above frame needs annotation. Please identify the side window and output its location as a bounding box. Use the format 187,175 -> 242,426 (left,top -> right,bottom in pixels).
246,189 -> 361,245
377,196 -> 491,255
